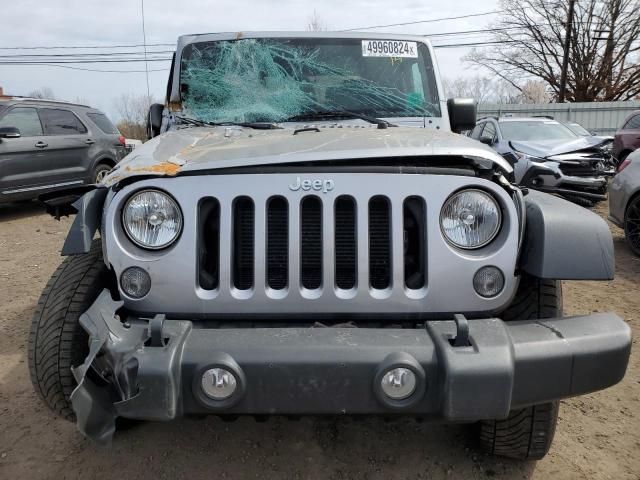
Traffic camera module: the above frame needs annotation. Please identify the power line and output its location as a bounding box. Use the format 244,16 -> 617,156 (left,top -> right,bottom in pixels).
0,58 -> 172,64
141,0 -> 151,98
433,40 -> 519,48
0,63 -> 170,73
0,51 -> 174,59
426,26 -> 519,37
340,10 -> 505,32
0,43 -> 174,50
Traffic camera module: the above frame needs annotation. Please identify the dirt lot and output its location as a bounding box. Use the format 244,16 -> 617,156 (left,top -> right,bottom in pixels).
0,200 -> 638,480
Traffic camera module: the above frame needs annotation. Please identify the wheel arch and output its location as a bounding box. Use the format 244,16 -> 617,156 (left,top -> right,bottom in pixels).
92,156 -> 117,169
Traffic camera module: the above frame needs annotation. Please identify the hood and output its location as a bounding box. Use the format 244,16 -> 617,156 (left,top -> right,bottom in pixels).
103,126 -> 511,186
510,135 -> 611,159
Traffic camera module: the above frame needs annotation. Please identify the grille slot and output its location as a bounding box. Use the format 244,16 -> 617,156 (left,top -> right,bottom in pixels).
335,196 -> 357,289
403,196 -> 426,289
368,196 -> 391,289
266,197 -> 289,290
232,196 -> 254,290
300,196 -> 322,289
198,198 -> 220,291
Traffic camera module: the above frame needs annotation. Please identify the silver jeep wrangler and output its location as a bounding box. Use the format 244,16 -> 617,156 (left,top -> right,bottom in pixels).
29,32 -> 631,460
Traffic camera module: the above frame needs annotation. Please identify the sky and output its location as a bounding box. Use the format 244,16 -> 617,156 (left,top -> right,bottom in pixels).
0,0 -> 500,121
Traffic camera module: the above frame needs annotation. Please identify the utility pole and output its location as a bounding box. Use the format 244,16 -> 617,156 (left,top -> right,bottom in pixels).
558,0 -> 576,102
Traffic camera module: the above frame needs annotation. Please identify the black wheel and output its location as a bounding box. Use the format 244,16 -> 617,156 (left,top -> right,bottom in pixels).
28,240 -> 110,421
624,195 -> 640,257
93,163 -> 112,184
478,274 -> 562,460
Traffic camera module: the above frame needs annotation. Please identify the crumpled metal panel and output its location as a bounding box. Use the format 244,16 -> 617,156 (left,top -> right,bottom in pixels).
101,126 -> 512,187
70,290 -> 191,445
61,188 -> 108,256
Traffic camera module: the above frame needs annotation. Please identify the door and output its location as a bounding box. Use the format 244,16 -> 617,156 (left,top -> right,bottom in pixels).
0,106 -> 56,198
616,114 -> 640,160
38,108 -> 94,184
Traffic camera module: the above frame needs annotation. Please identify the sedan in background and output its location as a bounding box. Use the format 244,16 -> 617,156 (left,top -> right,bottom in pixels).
612,110 -> 640,165
609,149 -> 640,256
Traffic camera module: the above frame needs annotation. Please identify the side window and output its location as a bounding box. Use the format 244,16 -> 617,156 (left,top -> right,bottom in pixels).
0,107 -> 43,137
480,122 -> 496,142
86,112 -> 120,134
470,123 -> 484,139
623,115 -> 640,130
39,108 -> 88,135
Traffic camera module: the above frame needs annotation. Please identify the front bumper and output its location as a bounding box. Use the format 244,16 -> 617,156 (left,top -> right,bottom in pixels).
522,161 -> 610,200
71,291 -> 631,444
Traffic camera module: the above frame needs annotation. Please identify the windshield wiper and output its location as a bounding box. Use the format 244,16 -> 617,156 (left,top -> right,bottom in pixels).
284,111 -> 396,129
174,115 -> 282,130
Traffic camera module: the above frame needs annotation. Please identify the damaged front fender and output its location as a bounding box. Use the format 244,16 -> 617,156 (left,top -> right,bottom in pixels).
61,188 -> 108,256
70,290 -> 191,445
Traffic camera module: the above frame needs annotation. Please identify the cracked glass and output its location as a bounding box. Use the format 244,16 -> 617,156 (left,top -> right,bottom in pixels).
179,38 -> 441,123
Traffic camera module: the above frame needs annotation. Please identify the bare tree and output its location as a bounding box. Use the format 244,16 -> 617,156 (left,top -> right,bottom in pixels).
442,75 -> 496,103
465,0 -> 640,101
491,78 -> 521,104
113,93 -> 158,141
441,75 -> 521,104
306,10 -> 327,32
27,87 -> 56,99
519,80 -> 550,104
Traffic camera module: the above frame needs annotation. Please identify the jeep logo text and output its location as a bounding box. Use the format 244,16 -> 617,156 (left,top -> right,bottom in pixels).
289,177 -> 335,193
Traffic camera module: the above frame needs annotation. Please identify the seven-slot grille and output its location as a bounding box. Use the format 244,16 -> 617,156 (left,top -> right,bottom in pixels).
197,194 -> 426,295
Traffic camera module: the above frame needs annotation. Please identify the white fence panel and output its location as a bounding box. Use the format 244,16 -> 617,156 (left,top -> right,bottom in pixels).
477,101 -> 640,135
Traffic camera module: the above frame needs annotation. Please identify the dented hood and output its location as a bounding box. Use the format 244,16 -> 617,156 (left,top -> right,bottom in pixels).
510,136 -> 611,160
102,126 -> 511,186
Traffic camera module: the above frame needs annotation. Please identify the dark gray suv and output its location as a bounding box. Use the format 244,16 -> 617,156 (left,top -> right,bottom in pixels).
0,98 -> 126,203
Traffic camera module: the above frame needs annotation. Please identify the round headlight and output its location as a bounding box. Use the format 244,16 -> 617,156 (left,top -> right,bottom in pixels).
123,189 -> 182,249
440,189 -> 501,249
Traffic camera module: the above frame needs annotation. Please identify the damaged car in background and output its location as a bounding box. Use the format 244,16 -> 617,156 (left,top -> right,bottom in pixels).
28,32 -> 631,461
470,116 -> 616,207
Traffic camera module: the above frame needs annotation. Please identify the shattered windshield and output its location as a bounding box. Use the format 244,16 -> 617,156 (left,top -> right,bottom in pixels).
179,38 -> 441,123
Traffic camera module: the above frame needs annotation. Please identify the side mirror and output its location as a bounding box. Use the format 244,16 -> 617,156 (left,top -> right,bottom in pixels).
147,103 -> 164,139
479,137 -> 494,146
0,126 -> 21,138
447,98 -> 477,134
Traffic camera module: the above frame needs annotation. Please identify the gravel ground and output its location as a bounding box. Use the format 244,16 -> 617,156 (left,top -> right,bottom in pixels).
0,200 -> 638,480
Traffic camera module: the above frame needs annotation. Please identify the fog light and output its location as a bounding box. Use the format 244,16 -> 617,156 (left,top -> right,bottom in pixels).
201,368 -> 237,400
380,367 -> 416,400
473,266 -> 505,298
120,267 -> 151,299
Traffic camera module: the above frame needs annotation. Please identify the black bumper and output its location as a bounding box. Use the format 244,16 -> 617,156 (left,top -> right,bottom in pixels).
71,291 -> 631,444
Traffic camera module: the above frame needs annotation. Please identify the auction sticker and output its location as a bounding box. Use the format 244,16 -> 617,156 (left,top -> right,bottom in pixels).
362,40 -> 418,58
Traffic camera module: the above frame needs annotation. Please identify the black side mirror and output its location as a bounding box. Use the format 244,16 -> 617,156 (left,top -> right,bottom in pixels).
147,104 -> 164,139
447,98 -> 477,134
0,126 -> 21,138
479,137 -> 494,146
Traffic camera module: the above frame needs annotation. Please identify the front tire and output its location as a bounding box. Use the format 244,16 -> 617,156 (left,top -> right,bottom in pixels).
28,240 -> 109,420
478,274 -> 562,460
